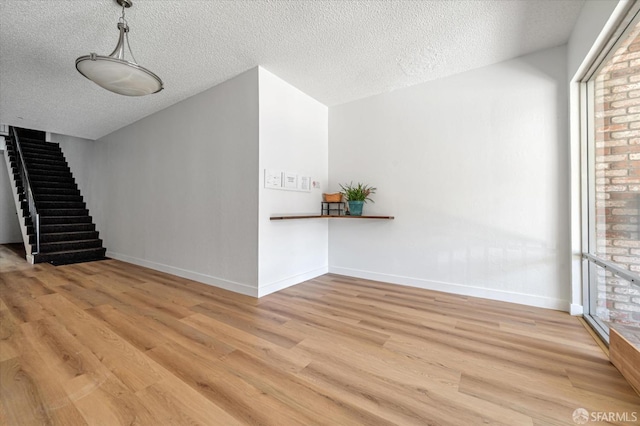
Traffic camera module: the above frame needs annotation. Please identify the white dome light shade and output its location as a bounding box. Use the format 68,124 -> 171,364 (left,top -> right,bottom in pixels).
75,0 -> 163,97
76,55 -> 163,96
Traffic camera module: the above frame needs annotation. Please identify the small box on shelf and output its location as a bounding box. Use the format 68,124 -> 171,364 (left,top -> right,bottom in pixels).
321,201 -> 345,216
322,193 -> 343,203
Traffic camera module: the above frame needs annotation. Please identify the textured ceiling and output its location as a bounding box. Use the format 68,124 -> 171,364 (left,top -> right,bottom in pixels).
0,0 -> 585,140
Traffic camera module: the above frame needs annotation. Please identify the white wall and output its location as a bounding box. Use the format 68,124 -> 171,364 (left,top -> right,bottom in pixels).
329,46 -> 571,311
0,137 -> 22,244
90,68 -> 260,296
258,68 -> 329,296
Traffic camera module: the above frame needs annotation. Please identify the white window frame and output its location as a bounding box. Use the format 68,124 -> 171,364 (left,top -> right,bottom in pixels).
578,3 -> 640,343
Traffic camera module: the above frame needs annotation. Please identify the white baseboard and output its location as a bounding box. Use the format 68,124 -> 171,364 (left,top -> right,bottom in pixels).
570,303 -> 584,316
259,266 -> 328,297
106,251 -> 258,297
329,266 -> 571,312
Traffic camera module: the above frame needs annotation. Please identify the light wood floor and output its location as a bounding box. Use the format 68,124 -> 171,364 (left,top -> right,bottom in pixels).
1,244 -> 639,425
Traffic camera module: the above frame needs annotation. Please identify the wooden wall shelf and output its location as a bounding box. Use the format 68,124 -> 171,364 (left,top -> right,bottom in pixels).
270,214 -> 394,221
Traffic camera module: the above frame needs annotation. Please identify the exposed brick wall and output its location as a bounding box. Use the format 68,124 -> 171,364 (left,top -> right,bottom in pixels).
594,25 -> 640,327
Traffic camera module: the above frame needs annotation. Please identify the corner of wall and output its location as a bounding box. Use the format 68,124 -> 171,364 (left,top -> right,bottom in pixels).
257,68 -> 329,295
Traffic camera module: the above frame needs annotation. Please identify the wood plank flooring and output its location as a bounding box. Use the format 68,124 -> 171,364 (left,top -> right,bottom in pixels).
1,244 -> 638,425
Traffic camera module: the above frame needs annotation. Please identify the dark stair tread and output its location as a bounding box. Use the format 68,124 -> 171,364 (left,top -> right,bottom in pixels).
29,170 -> 73,178
37,215 -> 93,224
19,140 -> 59,148
37,202 -> 85,209
20,142 -> 61,149
20,149 -> 63,158
27,164 -> 71,172
32,184 -> 79,190
21,149 -> 64,157
15,128 -> 47,142
30,231 -> 99,244
25,157 -> 67,164
36,195 -> 84,202
30,178 -> 77,185
20,144 -> 62,152
33,188 -> 81,195
30,223 -> 96,233
25,161 -> 68,168
34,248 -> 107,264
39,208 -> 89,216
49,256 -> 109,266
38,239 -> 103,253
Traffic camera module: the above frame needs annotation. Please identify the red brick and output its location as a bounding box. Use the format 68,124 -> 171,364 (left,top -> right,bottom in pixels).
617,51 -> 640,62
598,123 -> 628,132
602,140 -> 630,148
611,130 -> 640,139
611,113 -> 640,123
610,146 -> 637,155
611,177 -> 640,184
612,82 -> 640,93
604,169 -> 628,177
611,98 -> 640,109
595,108 -> 627,118
600,215 -> 637,223
612,208 -> 639,215
614,240 -> 640,248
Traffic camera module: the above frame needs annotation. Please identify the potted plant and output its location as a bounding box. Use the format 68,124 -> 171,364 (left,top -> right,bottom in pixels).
339,182 -> 376,216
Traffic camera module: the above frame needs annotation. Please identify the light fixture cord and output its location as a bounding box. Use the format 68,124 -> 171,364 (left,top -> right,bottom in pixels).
118,2 -> 139,65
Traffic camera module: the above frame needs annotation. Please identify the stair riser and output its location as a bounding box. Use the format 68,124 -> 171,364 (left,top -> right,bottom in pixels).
19,148 -> 62,156
30,176 -> 76,184
29,170 -> 73,178
33,187 -> 81,195
37,202 -> 86,209
39,209 -> 89,216
19,141 -> 60,150
22,155 -> 66,164
33,248 -> 106,264
38,239 -> 103,254
36,195 -> 84,202
25,162 -> 69,171
37,216 -> 93,225
30,231 -> 99,244
29,223 -> 96,233
16,129 -> 47,142
24,164 -> 71,173
20,148 -> 63,158
13,165 -> 71,176
24,158 -> 68,166
10,153 -> 63,162
32,183 -> 79,190
20,143 -> 62,152
19,184 -> 79,196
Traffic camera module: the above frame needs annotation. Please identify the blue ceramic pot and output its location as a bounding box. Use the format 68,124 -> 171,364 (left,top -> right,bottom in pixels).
348,201 -> 364,216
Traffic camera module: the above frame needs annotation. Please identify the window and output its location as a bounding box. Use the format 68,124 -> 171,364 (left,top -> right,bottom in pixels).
582,8 -> 640,342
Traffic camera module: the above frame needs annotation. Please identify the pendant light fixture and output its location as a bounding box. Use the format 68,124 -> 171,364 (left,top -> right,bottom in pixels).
75,0 -> 163,96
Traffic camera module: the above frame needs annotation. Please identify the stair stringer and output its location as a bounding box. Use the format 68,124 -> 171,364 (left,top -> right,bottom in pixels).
2,144 -> 35,263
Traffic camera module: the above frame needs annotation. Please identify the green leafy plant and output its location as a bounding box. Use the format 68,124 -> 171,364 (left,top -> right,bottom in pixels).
339,182 -> 377,203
